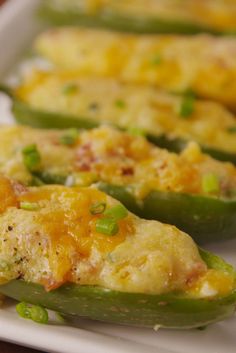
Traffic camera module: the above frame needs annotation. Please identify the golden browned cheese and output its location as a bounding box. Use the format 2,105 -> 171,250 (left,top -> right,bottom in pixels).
0,125 -> 236,199
16,69 -> 236,154
0,175 -> 233,297
50,0 -> 236,32
35,28 -> 236,109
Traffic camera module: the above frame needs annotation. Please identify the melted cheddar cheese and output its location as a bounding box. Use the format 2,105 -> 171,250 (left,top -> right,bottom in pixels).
47,0 -> 236,32
16,70 -> 236,154
0,175 -> 233,297
0,125 -> 236,199
35,28 -> 236,109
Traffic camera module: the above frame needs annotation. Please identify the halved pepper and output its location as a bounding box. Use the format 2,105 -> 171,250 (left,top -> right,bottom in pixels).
0,124 -> 236,245
0,176 -> 235,329
98,183 -> 236,245
1,251 -> 236,329
29,176 -> 236,245
38,0 -> 236,35
34,28 -> 236,111
3,73 -> 236,165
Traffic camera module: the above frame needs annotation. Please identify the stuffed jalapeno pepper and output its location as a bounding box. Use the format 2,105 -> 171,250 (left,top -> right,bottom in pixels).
39,0 -> 236,35
0,174 -> 236,328
1,125 -> 236,244
9,69 -> 236,164
35,28 -> 236,110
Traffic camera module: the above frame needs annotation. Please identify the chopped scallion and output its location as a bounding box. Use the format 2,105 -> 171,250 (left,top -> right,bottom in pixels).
202,173 -> 220,195
22,144 -> 41,172
178,92 -> 195,118
16,302 -> 48,324
30,305 -> 49,324
20,202 -> 40,211
96,218 -> 119,236
127,127 -> 146,137
16,302 -> 32,320
104,204 -> 128,221
60,129 -> 78,145
90,202 -> 106,215
60,128 -> 78,145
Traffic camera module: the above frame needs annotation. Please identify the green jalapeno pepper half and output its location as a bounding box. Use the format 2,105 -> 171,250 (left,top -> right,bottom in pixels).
0,249 -> 236,328
2,89 -> 236,245
28,172 -> 236,245
38,2 -> 221,35
6,93 -> 236,166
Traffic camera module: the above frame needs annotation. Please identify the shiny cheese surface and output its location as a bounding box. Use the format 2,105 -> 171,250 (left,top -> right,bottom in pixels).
0,175 -> 233,297
48,0 -> 236,32
16,69 -> 236,154
0,125 -> 236,199
35,28 -> 236,109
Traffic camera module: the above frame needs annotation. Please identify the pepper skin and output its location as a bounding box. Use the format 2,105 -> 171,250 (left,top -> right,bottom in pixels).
38,1 -> 224,34
9,96 -> 236,166
0,250 -> 235,329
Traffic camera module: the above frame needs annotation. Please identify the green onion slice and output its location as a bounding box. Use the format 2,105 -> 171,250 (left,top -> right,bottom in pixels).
127,127 -> 146,137
20,202 -> 40,211
30,305 -> 49,324
104,204 -> 128,221
22,144 -> 41,172
60,128 -> 79,146
202,173 -> 220,195
16,302 -> 48,324
178,91 -> 195,118
95,218 -> 119,236
90,202 -> 106,215
16,302 -> 32,319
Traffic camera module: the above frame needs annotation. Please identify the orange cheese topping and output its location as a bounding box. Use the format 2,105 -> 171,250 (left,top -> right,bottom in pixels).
0,175 -> 234,297
15,69 -> 236,155
0,177 -> 134,290
18,185 -> 131,259
187,269 -> 235,298
0,125 -> 236,199
0,177 -> 18,213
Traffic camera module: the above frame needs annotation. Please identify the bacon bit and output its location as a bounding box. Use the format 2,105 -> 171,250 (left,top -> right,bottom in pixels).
75,143 -> 97,171
121,166 -> 134,176
185,262 -> 207,287
11,180 -> 28,196
77,161 -> 92,172
156,160 -> 168,172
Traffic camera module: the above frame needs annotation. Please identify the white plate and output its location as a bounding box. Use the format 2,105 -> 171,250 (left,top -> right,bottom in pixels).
0,1 -> 236,352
